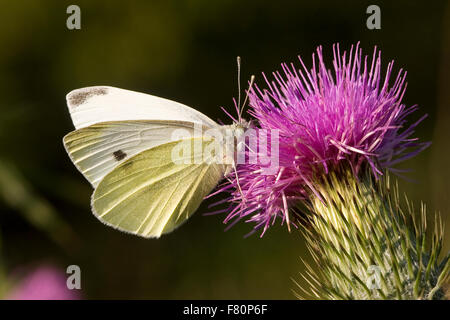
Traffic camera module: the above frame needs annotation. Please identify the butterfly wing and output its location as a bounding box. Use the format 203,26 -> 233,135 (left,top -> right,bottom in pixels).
91,138 -> 226,238
63,120 -> 209,187
66,86 -> 218,129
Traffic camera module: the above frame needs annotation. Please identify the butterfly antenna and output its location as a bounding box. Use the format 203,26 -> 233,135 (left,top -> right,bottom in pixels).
239,75 -> 255,123
236,56 -> 242,123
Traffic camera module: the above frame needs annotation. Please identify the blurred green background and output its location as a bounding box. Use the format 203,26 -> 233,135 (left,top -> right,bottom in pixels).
0,0 -> 448,299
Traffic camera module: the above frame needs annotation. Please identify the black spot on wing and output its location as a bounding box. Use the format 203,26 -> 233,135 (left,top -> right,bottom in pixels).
68,87 -> 108,107
113,150 -> 127,161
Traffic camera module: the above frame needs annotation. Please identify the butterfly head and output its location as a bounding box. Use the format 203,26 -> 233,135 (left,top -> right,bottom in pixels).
236,118 -> 252,130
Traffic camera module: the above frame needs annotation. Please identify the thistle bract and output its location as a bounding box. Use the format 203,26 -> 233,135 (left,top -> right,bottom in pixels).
295,168 -> 449,300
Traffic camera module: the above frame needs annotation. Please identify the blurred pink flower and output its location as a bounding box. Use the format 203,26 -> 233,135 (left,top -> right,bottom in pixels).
6,265 -> 80,300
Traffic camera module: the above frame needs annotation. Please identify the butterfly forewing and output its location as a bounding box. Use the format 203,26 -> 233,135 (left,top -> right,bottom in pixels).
66,86 -> 218,129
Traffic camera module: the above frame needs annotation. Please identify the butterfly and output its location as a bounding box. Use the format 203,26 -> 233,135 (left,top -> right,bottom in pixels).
63,81 -> 253,238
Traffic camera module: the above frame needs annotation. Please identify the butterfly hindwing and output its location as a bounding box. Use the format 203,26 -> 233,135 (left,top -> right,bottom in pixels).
91,138 -> 226,238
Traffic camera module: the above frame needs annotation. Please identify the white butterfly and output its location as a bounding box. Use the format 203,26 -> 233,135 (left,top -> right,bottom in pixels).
63,86 -> 251,238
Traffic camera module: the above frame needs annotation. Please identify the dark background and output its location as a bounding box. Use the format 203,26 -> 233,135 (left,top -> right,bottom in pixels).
0,0 -> 448,299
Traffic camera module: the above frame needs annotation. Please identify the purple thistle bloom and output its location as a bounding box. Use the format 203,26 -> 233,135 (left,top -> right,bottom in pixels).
5,265 -> 81,300
220,43 -> 429,236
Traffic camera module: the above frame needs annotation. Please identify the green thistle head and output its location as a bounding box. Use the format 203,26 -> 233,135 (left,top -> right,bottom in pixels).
295,167 -> 449,300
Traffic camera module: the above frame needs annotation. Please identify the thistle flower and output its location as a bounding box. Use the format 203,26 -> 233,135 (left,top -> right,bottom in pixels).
222,43 -> 429,235
5,265 -> 80,300
219,44 -> 449,300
